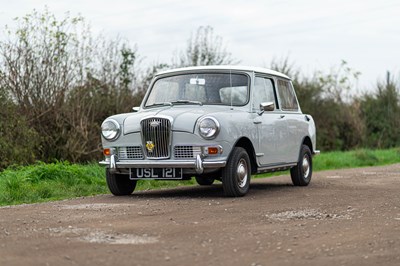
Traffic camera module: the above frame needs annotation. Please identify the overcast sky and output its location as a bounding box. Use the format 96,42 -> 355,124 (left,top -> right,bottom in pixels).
1,0 -> 399,91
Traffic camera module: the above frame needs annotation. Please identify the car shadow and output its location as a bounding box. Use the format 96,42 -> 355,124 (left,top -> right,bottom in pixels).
129,181 -> 295,199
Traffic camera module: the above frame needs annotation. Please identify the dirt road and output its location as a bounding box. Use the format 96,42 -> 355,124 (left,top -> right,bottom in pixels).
1,164 -> 400,266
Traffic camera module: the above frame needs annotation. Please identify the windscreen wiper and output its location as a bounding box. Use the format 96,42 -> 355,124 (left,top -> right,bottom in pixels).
146,102 -> 173,108
170,100 -> 203,106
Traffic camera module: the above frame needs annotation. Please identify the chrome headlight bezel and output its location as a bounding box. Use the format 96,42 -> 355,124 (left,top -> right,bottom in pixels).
101,119 -> 121,141
198,116 -> 220,140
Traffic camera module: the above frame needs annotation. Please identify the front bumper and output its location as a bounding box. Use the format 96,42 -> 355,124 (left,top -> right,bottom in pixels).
99,154 -> 226,175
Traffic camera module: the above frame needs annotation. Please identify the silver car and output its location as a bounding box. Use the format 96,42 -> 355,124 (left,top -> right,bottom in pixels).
100,66 -> 319,197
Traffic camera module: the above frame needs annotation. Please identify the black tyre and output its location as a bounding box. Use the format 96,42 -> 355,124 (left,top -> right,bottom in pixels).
222,147 -> 251,197
106,169 -> 137,196
195,175 -> 215,186
290,145 -> 312,186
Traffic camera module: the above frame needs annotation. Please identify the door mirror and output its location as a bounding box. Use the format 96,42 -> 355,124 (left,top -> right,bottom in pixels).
132,107 -> 140,112
260,102 -> 275,112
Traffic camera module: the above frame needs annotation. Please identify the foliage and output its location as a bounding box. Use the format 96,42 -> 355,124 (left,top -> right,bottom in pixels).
0,9 -> 400,170
0,89 -> 39,168
0,8 -> 143,164
360,72 -> 400,148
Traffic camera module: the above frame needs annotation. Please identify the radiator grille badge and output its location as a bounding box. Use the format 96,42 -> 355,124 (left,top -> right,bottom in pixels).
149,120 -> 160,127
146,141 -> 155,152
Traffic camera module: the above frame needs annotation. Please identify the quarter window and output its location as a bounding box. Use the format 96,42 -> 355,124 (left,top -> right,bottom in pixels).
277,80 -> 299,111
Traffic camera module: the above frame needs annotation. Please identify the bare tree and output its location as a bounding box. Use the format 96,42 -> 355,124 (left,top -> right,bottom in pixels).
174,26 -> 239,67
0,8 -> 141,162
0,9 -> 81,113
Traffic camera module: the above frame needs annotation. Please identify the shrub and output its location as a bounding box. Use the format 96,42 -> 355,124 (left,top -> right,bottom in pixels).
0,89 -> 39,169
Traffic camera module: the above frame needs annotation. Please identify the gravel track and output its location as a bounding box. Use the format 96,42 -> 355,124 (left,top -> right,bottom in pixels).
1,164 -> 399,266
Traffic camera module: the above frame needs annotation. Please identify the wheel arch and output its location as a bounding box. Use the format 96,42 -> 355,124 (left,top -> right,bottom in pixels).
302,136 -> 313,153
233,137 -> 257,174
296,136 -> 313,162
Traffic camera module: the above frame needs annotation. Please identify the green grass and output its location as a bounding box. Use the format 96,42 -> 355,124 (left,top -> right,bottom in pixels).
1,148 -> 399,206
256,147 -> 400,178
0,161 -> 199,206
313,148 -> 400,171
0,162 -> 108,206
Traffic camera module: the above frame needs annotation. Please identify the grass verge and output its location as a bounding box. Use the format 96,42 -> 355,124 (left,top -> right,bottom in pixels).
313,148 -> 400,171
0,148 -> 399,206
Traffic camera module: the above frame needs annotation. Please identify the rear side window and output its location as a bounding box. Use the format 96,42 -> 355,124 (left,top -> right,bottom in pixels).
277,80 -> 299,111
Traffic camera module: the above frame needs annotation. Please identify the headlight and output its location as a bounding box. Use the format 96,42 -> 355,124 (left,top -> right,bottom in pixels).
198,116 -> 220,139
101,119 -> 120,141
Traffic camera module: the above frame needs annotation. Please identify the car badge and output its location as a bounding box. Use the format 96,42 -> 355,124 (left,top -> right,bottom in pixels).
149,120 -> 160,127
146,141 -> 155,152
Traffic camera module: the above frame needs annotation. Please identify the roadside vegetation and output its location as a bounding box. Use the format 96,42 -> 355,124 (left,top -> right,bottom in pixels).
1,8 -> 400,171
313,148 -> 400,171
0,9 -> 399,205
1,148 -> 399,206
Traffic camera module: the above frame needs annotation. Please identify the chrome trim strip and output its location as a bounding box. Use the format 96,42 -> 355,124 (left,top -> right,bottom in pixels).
99,160 -> 226,169
257,163 -> 297,173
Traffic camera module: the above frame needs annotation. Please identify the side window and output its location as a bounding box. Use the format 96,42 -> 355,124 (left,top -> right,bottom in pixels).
219,86 -> 248,105
277,80 -> 299,111
253,77 -> 276,111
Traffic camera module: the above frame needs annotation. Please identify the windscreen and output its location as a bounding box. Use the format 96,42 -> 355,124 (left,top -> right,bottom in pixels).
145,73 -> 249,107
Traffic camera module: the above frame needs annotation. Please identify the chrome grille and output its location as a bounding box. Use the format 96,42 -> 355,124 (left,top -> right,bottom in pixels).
118,146 -> 143,160
174,146 -> 202,159
141,117 -> 171,159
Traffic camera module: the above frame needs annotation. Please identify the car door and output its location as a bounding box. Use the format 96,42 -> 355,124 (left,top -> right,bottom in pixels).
253,76 -> 288,166
276,79 -> 304,163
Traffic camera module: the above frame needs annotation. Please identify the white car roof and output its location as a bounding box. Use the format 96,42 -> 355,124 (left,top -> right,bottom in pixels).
157,65 -> 291,80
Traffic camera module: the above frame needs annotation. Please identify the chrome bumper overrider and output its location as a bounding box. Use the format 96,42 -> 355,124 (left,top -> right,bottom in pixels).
99,154 -> 226,175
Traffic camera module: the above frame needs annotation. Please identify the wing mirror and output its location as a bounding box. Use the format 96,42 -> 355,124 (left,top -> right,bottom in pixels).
261,102 -> 275,111
258,102 -> 275,115
132,107 -> 140,112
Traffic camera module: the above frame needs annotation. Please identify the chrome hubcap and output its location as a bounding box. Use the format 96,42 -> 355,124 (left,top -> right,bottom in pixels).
237,159 -> 248,188
302,155 -> 310,179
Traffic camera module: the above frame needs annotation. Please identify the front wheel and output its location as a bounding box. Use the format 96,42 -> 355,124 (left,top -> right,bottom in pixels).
290,145 -> 312,186
106,170 -> 137,196
222,147 -> 251,197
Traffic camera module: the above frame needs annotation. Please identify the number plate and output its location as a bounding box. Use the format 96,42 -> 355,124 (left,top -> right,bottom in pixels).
130,168 -> 183,180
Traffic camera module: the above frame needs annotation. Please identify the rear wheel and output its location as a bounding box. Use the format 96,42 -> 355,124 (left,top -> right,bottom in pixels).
290,145 -> 312,186
222,147 -> 251,197
106,169 -> 137,195
195,175 -> 215,186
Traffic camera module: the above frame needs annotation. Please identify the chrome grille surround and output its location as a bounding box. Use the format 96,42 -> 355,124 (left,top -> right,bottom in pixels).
118,146 -> 144,160
174,146 -> 202,159
141,117 -> 172,159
